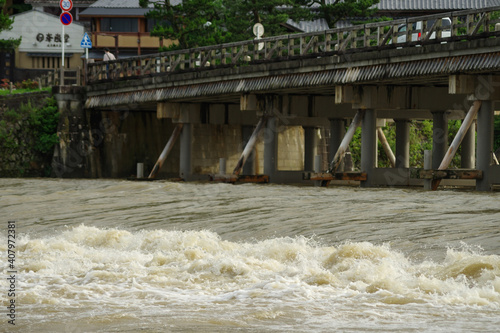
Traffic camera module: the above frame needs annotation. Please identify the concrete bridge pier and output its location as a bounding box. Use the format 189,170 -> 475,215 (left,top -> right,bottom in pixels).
264,116 -> 278,180
157,102 -> 203,181
448,75 -> 500,191
431,111 -> 449,170
360,109 -> 377,188
477,100 -> 494,191
461,122 -> 476,169
395,119 -> 410,169
179,123 -> 192,181
241,94 -> 283,182
304,127 -> 318,172
52,86 -> 88,178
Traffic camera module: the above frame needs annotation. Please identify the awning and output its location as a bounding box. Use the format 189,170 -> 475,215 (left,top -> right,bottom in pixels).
81,49 -> 158,59
79,8 -> 150,17
27,53 -> 75,57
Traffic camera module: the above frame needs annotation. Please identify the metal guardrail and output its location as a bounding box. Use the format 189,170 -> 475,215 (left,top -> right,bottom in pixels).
86,6 -> 500,84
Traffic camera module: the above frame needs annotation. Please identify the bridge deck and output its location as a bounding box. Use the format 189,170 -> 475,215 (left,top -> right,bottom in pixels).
84,6 -> 500,108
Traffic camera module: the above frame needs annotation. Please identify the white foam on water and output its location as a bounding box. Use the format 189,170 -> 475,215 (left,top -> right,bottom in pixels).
1,225 -> 499,331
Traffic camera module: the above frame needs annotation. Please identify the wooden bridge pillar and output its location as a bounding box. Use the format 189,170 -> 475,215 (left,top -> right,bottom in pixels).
461,121 -> 476,169
264,116 -> 278,180
361,109 -> 377,188
395,119 -> 410,168
179,123 -> 192,180
304,127 -> 317,171
476,100 -> 494,191
431,111 -> 449,170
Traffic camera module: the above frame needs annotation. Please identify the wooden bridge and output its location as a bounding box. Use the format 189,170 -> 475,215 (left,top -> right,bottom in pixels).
53,6 -> 500,190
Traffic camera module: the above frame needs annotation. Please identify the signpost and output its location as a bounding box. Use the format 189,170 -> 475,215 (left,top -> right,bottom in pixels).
60,12 -> 72,25
60,0 -> 73,11
80,32 -> 92,85
59,0 -> 72,69
253,23 -> 264,51
80,32 -> 92,61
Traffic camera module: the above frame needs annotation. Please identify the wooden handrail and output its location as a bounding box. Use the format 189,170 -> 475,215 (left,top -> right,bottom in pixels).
86,6 -> 500,84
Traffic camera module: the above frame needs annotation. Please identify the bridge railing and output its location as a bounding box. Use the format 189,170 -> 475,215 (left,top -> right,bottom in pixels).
87,6 -> 500,84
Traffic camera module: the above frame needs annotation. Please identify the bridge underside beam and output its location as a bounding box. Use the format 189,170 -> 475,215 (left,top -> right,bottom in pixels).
449,75 -> 500,100
336,86 -> 473,112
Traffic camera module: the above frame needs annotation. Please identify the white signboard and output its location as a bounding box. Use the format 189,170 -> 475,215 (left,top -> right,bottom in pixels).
0,10 -> 84,54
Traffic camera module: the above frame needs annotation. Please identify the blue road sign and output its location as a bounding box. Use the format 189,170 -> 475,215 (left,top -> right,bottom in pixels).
80,32 -> 92,49
60,12 -> 72,25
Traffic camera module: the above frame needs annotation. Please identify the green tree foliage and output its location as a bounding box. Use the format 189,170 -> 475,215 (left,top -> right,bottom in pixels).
30,97 -> 59,155
140,0 -> 228,50
10,0 -> 32,14
0,96 -> 59,177
312,0 -> 380,28
0,0 -> 21,52
140,0 -> 380,50
223,0 -> 315,42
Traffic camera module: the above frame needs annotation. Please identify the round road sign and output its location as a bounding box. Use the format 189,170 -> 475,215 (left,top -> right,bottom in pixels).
60,0 -> 73,11
60,12 -> 73,25
253,23 -> 264,38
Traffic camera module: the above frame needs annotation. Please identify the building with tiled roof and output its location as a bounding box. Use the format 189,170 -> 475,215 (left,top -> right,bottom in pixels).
376,0 -> 500,16
377,0 -> 500,11
296,0 -> 500,31
79,0 -> 180,59
25,0 -> 95,15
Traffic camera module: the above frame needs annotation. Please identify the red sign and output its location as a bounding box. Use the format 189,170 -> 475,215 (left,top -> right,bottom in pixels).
60,12 -> 73,25
60,0 -> 73,11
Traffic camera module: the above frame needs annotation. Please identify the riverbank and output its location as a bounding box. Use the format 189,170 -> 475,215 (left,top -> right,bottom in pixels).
0,91 -> 58,177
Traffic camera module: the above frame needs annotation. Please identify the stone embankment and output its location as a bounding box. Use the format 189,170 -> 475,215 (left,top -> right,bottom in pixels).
0,91 -> 53,177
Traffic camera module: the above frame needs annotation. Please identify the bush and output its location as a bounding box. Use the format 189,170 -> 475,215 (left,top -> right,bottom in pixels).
15,79 -> 39,90
0,96 -> 60,177
29,97 -> 59,154
0,78 -> 12,89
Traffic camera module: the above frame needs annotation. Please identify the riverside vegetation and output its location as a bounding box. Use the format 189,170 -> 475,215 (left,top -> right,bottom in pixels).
0,89 -> 59,177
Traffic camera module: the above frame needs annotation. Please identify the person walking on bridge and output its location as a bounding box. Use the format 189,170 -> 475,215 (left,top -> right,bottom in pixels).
103,48 -> 116,78
103,48 -> 116,61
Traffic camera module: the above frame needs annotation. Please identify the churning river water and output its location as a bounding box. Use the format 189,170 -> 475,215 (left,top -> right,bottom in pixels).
1,178 -> 500,332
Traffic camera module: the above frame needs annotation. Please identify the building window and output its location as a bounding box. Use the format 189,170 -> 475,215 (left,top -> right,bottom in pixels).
147,19 -> 170,32
101,18 -> 138,32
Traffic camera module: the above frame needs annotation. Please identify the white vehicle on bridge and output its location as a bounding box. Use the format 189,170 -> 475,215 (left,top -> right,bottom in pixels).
396,18 -> 452,43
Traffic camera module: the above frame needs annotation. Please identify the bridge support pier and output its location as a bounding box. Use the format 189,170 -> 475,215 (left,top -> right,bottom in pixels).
179,123 -> 192,181
461,121 -> 476,169
448,75 -> 500,190
304,127 -> 317,171
432,111 -> 449,170
476,100 -> 494,191
361,109 -> 377,188
264,116 -> 278,181
395,119 -> 410,168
